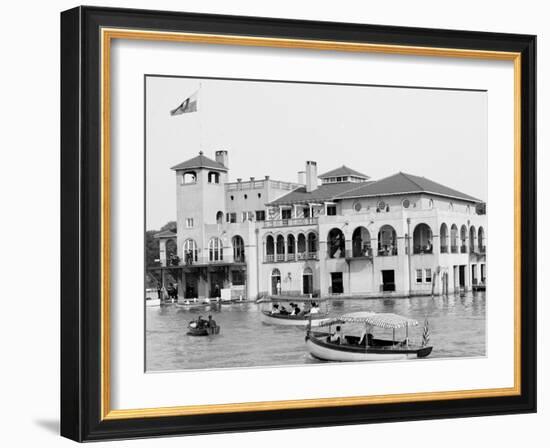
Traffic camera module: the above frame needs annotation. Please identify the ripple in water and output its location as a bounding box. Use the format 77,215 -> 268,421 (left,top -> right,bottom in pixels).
145,292 -> 486,372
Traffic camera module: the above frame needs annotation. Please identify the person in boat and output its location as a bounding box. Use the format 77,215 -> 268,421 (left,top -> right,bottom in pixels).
330,326 -> 343,344
270,304 -> 281,315
309,302 -> 319,314
359,330 -> 374,346
279,305 -> 289,315
196,315 -> 207,329
290,303 -> 301,316
207,315 -> 217,329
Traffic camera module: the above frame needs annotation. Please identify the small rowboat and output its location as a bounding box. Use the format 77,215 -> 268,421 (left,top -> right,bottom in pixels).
306,312 -> 433,361
258,296 -> 329,327
186,319 -> 220,336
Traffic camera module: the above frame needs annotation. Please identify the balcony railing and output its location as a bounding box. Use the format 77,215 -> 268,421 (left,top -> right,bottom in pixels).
413,245 -> 433,255
440,246 -> 449,254
378,248 -> 398,256
460,245 -> 467,253
264,217 -> 318,228
233,255 -> 246,263
451,246 -> 458,254
479,245 -> 486,254
265,252 -> 317,263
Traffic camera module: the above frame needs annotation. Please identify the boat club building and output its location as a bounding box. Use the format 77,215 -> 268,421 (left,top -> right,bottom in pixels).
154,150 -> 487,300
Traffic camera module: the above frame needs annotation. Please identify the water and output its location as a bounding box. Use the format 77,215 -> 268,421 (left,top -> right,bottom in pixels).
146,292 -> 486,371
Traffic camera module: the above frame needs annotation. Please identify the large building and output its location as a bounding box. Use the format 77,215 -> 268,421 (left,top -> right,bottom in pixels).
154,150 -> 487,300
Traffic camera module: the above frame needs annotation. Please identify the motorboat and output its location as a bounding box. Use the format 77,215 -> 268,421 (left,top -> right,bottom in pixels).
258,296 -> 330,327
305,311 -> 433,361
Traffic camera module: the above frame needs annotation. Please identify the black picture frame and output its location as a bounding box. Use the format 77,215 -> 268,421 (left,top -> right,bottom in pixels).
61,5 -> 536,442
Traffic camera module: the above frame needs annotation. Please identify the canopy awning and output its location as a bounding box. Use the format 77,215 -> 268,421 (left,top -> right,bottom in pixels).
258,295 -> 326,303
316,312 -> 418,329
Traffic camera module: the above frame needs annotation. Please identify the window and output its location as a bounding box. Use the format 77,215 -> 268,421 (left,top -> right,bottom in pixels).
231,270 -> 244,286
185,218 -> 194,228
244,194 -> 248,199
230,195 -> 234,200
208,171 -> 220,184
327,205 -> 337,216
402,199 -> 410,209
242,211 -> 254,222
354,202 -> 362,212
425,268 -> 432,283
182,171 -> 197,184
258,193 -> 262,198
208,237 -> 223,261
226,213 -> 237,223
282,209 -> 292,219
303,207 -> 311,218
183,239 -> 197,264
377,200 -> 386,211
255,210 -> 266,221
416,269 -> 423,284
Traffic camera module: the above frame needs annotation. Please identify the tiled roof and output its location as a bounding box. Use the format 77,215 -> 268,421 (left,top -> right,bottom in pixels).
318,165 -> 370,179
171,151 -> 227,171
334,172 -> 481,202
268,182 -> 372,205
153,229 -> 177,239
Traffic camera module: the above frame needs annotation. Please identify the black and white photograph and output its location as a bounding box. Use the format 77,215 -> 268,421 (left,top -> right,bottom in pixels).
145,75 -> 488,371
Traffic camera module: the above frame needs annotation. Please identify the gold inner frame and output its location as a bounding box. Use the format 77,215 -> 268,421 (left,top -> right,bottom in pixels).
100,27 -> 522,421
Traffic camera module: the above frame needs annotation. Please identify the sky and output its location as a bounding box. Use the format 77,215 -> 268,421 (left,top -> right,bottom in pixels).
145,76 -> 487,230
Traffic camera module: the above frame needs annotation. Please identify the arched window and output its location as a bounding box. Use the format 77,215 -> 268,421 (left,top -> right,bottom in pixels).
469,225 -> 476,252
413,223 -> 433,254
216,211 -> 224,224
182,171 -> 197,184
208,171 -> 220,184
352,226 -> 371,257
303,267 -> 313,295
271,268 -> 281,295
450,224 -> 458,253
183,239 -> 197,264
287,234 -> 296,261
440,223 -> 449,253
265,235 -> 274,262
208,237 -> 223,261
460,225 -> 468,253
307,232 -> 318,257
232,235 -> 245,262
478,226 -> 485,253
327,228 -> 345,258
297,233 -> 306,259
378,225 -> 397,256
276,235 -> 285,261
166,239 -> 178,266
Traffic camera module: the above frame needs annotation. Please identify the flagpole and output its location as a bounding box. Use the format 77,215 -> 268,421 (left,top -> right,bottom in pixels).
198,82 -> 203,152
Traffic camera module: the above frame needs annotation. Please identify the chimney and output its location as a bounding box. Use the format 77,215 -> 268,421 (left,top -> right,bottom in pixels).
297,171 -> 306,184
215,150 -> 228,168
305,161 -> 318,192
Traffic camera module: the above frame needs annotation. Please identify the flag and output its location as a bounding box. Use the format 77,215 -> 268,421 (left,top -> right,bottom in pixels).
170,90 -> 198,116
422,319 -> 430,347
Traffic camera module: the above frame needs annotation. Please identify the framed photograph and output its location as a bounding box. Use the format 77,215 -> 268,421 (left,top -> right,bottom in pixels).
60,6 -> 536,441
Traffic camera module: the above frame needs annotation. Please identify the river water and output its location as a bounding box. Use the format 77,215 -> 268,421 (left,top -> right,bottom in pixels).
146,292 -> 486,371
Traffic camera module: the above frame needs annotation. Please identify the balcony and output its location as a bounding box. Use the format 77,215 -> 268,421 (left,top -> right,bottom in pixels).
266,252 -> 317,263
460,245 -> 467,254
264,217 -> 318,228
440,246 -> 449,254
413,245 -> 433,255
451,246 -> 458,254
378,248 -> 398,257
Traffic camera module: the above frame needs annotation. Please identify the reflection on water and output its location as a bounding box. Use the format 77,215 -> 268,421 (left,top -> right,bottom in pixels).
145,292 -> 486,371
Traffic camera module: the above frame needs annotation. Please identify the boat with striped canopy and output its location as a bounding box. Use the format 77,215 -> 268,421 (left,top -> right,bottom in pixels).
305,311 -> 433,362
